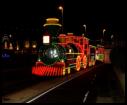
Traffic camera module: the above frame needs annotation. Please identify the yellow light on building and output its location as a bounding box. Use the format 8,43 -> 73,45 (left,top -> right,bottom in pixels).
16,47 -> 19,50
32,44 -> 37,48
4,41 -> 8,49
16,41 -> 20,50
32,41 -> 37,48
9,43 -> 13,50
16,45 -> 19,50
24,41 -> 30,48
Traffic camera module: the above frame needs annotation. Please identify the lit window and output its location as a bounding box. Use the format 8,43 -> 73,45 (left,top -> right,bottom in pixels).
43,36 -> 50,44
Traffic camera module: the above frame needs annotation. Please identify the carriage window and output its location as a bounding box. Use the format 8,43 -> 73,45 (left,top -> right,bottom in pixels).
84,50 -> 87,54
80,39 -> 83,44
85,44 -> 87,49
74,39 -> 79,43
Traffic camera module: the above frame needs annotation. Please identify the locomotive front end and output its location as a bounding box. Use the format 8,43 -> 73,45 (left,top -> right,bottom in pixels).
38,44 -> 66,66
32,18 -> 68,76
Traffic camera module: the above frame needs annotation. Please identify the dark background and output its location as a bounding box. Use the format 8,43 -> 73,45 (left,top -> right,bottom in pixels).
0,0 -> 126,40
0,0 -> 126,71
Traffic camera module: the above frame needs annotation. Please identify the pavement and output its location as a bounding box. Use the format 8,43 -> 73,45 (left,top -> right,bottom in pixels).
86,64 -> 125,103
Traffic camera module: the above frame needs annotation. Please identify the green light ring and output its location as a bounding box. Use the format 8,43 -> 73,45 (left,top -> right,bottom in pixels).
56,44 -> 67,61
43,45 -> 59,65
38,44 -> 66,66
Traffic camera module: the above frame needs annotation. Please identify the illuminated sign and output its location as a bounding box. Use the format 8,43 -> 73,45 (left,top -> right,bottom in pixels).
2,53 -> 10,59
43,36 -> 50,44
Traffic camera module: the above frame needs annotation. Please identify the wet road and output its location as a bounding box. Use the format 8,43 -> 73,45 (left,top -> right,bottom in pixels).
2,64 -> 102,103
2,64 -> 125,103
27,64 -> 125,103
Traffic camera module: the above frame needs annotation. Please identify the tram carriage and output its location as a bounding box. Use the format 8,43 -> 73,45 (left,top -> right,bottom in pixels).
32,18 -> 105,77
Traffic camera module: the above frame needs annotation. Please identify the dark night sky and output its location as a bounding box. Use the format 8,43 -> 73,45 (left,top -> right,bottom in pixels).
0,0 -> 126,40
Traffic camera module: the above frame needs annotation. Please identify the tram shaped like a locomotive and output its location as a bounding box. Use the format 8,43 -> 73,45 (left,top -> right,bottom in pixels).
32,18 -> 105,76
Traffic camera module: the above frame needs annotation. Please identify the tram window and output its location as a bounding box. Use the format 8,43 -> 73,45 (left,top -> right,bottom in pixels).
80,39 -> 83,44
84,50 -> 87,54
90,48 -> 95,53
85,44 -> 87,49
74,39 -> 78,43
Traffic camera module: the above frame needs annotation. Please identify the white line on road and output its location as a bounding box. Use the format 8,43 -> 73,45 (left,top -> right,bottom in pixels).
26,64 -> 102,103
26,74 -> 81,103
83,91 -> 89,103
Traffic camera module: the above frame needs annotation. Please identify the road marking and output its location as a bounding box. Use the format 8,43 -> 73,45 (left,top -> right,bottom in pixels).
26,64 -> 103,103
26,73 -> 82,103
83,91 -> 89,103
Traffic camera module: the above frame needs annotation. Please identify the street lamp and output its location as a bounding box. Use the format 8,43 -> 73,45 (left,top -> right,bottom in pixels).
111,34 -> 113,39
103,29 -> 106,37
101,29 -> 106,44
58,6 -> 64,33
111,34 -> 114,46
83,24 -> 86,35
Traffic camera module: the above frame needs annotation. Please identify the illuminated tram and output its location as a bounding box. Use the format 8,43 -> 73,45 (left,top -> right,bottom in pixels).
32,18 -> 105,77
